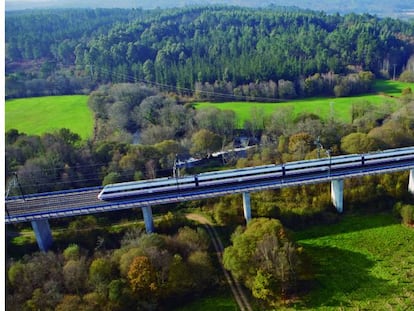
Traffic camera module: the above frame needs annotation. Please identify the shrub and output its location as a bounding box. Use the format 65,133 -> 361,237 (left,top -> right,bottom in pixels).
400,204 -> 414,226
399,70 -> 414,83
63,244 -> 80,261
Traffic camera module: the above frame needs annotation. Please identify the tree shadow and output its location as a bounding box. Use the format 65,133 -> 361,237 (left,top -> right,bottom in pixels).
293,212 -> 400,240
373,80 -> 405,95
297,245 -> 398,309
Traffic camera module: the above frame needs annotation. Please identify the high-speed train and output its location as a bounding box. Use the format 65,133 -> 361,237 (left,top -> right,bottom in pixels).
97,146 -> 414,201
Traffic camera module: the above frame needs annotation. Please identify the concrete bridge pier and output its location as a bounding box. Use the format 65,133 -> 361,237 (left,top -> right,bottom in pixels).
408,169 -> 414,195
331,179 -> 344,213
242,192 -> 252,223
31,219 -> 53,252
142,206 -> 154,233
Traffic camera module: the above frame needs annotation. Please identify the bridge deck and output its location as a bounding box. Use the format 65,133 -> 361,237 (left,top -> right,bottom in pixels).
6,153 -> 414,224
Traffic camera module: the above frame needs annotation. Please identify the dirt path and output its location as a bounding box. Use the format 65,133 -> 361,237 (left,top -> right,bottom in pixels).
186,213 -> 253,311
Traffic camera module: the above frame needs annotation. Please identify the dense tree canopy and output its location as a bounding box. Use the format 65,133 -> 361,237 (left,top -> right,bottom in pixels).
64,7 -> 414,98
5,6 -> 414,98
7,227 -> 216,310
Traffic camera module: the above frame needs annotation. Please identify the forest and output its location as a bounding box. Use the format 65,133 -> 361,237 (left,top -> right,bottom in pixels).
5,0 -> 414,18
5,6 -> 414,99
5,5 -> 414,311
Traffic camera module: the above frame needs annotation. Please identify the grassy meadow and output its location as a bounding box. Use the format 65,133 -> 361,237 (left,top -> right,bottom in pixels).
196,80 -> 413,128
173,292 -> 238,311
4,80 -> 412,138
291,213 -> 414,310
5,95 -> 93,139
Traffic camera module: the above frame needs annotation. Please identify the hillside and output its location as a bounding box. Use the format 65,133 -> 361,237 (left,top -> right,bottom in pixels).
6,6 -> 414,99
5,0 -> 414,19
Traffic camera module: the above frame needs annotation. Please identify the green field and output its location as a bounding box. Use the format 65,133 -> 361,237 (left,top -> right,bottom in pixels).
173,292 -> 238,311
175,213 -> 414,310
4,80 -> 413,139
5,95 -> 93,139
291,213 -> 414,310
196,80 -> 413,127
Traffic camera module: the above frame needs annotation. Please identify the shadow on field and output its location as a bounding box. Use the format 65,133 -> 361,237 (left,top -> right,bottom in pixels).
293,212 -> 399,240
302,244 -> 397,309
373,80 -> 404,95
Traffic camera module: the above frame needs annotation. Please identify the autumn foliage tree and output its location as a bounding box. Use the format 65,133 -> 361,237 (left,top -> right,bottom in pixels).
127,256 -> 158,297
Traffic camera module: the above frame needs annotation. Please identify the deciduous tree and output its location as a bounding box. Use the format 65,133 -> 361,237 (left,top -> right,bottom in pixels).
341,132 -> 381,153
190,129 -> 222,158
223,218 -> 302,304
127,256 -> 157,297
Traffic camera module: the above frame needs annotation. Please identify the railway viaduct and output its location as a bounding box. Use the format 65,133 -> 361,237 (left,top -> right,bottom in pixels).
5,149 -> 414,251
